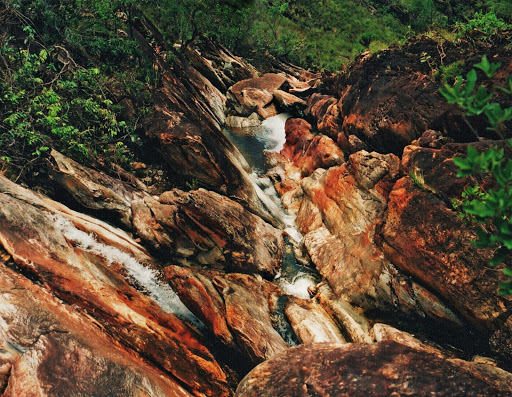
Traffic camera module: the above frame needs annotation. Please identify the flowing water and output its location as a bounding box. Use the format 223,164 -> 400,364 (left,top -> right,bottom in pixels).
51,214 -> 204,328
224,114 -> 321,301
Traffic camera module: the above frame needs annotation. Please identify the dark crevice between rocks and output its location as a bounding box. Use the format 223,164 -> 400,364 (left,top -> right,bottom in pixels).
270,295 -> 300,347
0,363 -> 12,396
366,307 -> 494,361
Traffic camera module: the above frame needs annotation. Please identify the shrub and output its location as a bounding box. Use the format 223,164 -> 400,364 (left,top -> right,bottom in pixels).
443,56 -> 512,295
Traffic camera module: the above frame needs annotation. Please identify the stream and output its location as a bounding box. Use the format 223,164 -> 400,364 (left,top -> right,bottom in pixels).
224,114 -> 321,301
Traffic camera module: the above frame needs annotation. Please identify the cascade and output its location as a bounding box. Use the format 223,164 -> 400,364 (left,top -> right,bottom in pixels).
51,213 -> 204,328
224,114 -> 320,301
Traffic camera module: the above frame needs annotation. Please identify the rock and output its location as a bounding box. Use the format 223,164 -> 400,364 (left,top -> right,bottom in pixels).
284,296 -> 346,344
298,152 -> 400,309
381,176 -> 510,330
0,262 -> 194,397
133,189 -> 284,277
314,283 -> 373,343
305,93 -> 342,140
324,38 -> 512,153
164,265 -> 234,347
272,89 -> 307,111
225,114 -> 261,129
280,118 -> 344,176
49,149 -> 147,229
228,73 -> 288,116
236,341 -> 512,396
213,273 -> 288,364
0,175 -> 231,397
256,103 -> 279,119
372,323 -> 444,356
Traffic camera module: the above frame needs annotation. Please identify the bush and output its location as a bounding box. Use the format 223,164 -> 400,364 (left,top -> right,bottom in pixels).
443,56 -> 512,295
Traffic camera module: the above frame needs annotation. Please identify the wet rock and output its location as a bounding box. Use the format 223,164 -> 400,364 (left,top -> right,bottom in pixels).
225,113 -> 261,129
284,296 -> 346,344
213,273 -> 288,364
280,118 -> 344,176
0,175 -> 231,397
133,189 -> 284,277
236,341 -> 512,396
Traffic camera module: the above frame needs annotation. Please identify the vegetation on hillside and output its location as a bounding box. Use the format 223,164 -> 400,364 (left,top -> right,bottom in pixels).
0,0 -> 511,182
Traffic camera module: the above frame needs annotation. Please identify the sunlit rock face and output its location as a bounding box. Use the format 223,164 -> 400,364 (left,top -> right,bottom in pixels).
0,264 -> 193,397
165,266 -> 289,364
0,174 -> 231,397
236,342 -> 512,397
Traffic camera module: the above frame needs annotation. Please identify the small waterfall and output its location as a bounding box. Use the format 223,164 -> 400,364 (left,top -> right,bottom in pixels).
224,113 -> 321,301
51,214 -> 203,328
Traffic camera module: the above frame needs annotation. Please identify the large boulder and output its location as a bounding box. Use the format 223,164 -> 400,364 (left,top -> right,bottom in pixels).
132,189 -> 284,277
323,37 -> 512,154
236,341 -> 512,396
382,149 -> 512,331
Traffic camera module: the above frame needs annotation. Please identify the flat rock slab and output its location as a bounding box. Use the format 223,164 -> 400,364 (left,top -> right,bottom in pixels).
236,341 -> 512,396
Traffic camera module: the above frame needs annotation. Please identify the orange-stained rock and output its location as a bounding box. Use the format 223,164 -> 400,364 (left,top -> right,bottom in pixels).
381,176 -> 511,330
165,265 -> 234,347
294,150 -> 462,325
0,262 -> 193,397
0,175 -> 231,397
236,342 -> 512,396
133,189 -> 284,277
280,118 -> 344,176
213,273 -> 289,363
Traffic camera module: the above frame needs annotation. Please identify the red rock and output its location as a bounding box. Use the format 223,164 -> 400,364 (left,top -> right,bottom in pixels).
164,265 -> 234,347
213,273 -> 288,363
0,262 -> 193,397
280,118 -> 344,176
236,342 -> 512,396
0,175 -> 231,397
381,176 -> 510,329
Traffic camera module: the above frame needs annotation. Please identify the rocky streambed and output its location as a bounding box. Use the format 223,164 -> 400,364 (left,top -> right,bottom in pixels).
1,33 -> 512,396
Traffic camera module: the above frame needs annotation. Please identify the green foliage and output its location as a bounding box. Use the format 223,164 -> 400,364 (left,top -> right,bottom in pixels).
453,143 -> 512,295
438,60 -> 464,85
0,35 -> 137,177
455,11 -> 511,39
446,57 -> 512,295
440,56 -> 512,136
